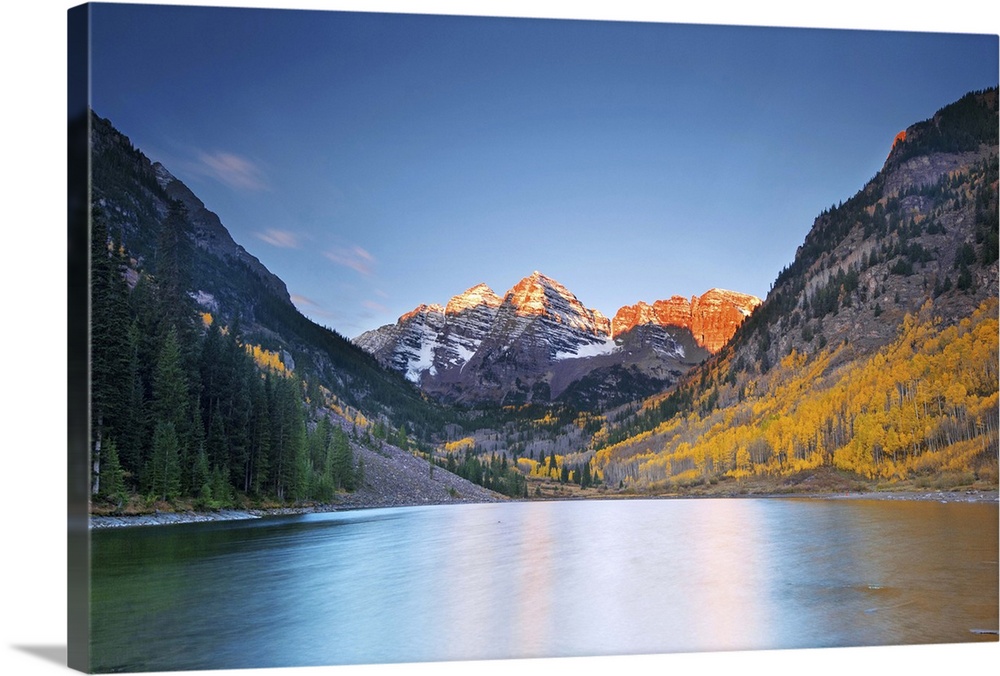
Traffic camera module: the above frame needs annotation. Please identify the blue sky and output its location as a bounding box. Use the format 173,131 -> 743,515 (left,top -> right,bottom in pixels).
87,2 -> 998,336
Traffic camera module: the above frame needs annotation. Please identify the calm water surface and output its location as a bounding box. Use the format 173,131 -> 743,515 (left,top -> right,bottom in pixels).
90,498 -> 998,672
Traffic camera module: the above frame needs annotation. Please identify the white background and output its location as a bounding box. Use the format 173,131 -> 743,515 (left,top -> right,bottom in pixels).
2,1 -> 998,675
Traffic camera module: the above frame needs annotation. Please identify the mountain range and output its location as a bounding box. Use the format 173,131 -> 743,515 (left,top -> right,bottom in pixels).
81,86 -> 998,509
355,274 -> 760,408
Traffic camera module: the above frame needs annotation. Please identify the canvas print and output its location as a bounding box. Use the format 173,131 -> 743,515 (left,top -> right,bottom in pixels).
67,2 -> 999,673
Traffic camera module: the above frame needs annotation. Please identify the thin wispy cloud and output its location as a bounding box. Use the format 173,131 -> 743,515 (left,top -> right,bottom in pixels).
362,299 -> 387,313
256,229 -> 300,248
194,150 -> 269,191
325,246 -> 375,276
291,293 -> 336,319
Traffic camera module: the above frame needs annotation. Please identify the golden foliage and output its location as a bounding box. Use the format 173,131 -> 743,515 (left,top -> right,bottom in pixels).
245,344 -> 289,376
603,298 -> 999,487
443,437 -> 476,453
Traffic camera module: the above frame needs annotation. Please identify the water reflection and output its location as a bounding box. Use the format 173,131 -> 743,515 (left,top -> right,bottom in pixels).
90,499 -> 998,672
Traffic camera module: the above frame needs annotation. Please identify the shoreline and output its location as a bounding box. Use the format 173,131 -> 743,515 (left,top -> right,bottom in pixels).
88,487 -> 999,529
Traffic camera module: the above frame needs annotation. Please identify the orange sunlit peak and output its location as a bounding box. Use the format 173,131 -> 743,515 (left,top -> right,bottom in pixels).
886,130 -> 907,160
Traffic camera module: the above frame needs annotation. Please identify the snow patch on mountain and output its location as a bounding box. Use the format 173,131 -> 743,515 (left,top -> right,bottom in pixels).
406,334 -> 438,383
354,271 -> 759,404
554,336 -> 619,361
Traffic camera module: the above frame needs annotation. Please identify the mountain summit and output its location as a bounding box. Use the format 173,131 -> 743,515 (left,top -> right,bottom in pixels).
355,273 -> 760,407
612,289 -> 762,352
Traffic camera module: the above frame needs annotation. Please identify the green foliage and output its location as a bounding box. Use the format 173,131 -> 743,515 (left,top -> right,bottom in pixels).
890,258 -> 914,276
887,89 -> 999,165
90,208 -> 133,495
557,364 -> 669,410
957,263 -> 974,291
97,439 -> 126,505
330,426 -> 357,491
442,449 -> 527,498
148,421 -> 182,501
86,89 -> 998,508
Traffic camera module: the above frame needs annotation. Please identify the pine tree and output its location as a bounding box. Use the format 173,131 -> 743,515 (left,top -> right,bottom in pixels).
148,421 -> 181,501
151,326 -> 190,433
205,405 -> 228,475
211,465 -> 232,507
268,374 -> 309,501
98,438 -> 126,506
118,320 -> 148,487
222,332 -> 253,490
90,208 -> 131,495
355,456 -> 365,489
192,445 -> 211,501
153,200 -> 197,347
248,374 -> 271,496
147,325 -> 192,495
331,426 -> 355,491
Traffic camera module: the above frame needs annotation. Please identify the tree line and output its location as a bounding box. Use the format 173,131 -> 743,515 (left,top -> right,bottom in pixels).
90,205 -> 362,510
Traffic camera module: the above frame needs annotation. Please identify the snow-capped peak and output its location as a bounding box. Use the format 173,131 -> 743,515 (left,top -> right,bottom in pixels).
503,271 -> 608,335
445,283 -> 502,316
399,303 -> 445,323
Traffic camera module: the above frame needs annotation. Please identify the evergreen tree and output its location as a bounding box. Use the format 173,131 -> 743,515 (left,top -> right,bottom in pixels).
247,374 -> 271,496
205,404 -> 228,475
148,421 -> 182,501
292,420 -> 311,502
147,325 -> 192,496
97,438 -> 126,506
211,465 -> 232,507
192,445 -> 211,500
118,320 -> 148,487
355,456 -> 365,489
151,326 -> 189,431
310,416 -> 334,474
222,331 -> 253,490
268,374 -> 308,501
90,208 -> 131,495
185,404 -> 206,497
331,426 -> 355,491
153,200 -> 197,348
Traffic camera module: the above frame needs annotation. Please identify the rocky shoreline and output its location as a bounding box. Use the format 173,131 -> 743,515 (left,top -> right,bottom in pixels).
808,489 -> 999,504
88,499 -> 500,529
89,488 -> 997,529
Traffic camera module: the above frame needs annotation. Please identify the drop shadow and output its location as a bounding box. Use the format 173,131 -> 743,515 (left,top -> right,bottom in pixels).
12,645 -> 66,666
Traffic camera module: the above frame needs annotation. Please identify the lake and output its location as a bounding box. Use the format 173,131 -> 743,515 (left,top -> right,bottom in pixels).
89,498 -> 998,672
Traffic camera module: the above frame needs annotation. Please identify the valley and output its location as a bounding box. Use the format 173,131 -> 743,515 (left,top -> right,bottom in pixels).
84,88 -> 998,518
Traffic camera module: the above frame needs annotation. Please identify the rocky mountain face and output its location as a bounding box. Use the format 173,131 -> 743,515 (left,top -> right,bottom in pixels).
152,162 -> 291,302
90,113 -> 292,320
727,87 -> 999,387
89,111 -> 445,436
612,289 -> 762,353
355,271 -> 760,408
589,88 -> 999,491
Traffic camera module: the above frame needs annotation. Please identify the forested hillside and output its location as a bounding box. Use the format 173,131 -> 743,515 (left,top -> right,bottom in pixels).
90,203 -> 378,507
86,87 -> 998,511
594,297 -> 997,489
87,112 -> 499,512
587,88 -> 999,491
